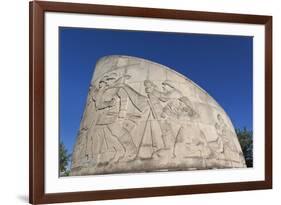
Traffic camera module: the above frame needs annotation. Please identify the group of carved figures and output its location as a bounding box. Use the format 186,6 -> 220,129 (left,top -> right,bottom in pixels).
72,71 -> 242,168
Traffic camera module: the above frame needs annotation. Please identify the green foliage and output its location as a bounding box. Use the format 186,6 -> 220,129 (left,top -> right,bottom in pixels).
59,142 -> 71,174
236,127 -> 253,167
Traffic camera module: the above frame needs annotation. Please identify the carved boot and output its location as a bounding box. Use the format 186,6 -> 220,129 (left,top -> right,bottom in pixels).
118,133 -> 137,162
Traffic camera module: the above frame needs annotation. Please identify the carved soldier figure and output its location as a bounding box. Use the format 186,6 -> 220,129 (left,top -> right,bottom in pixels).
142,80 -> 179,158
84,76 -> 123,165
160,80 -> 197,120
213,114 -> 243,167
88,71 -> 152,165
215,114 -> 237,153
142,80 -> 201,159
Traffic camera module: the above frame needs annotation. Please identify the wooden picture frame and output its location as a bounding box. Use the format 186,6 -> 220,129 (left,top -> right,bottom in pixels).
29,1 -> 272,204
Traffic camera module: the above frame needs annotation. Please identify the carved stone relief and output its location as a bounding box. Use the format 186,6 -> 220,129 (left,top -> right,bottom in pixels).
71,55 -> 246,175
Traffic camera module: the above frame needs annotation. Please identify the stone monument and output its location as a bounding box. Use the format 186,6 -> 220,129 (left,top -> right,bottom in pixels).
70,55 -> 246,175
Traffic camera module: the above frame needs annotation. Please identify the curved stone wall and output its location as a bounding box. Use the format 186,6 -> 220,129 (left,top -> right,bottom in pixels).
71,55 -> 246,175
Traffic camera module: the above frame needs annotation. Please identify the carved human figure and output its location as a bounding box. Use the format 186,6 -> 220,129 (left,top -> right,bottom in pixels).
87,71 -> 151,165
72,83 -> 102,167
159,81 -> 203,158
72,76 -> 109,167
215,114 -> 237,153
141,80 -> 201,159
143,80 -> 173,156
84,76 -> 123,165
160,80 -> 198,120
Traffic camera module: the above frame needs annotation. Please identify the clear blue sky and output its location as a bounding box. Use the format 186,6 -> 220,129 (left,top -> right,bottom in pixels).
59,27 -> 253,154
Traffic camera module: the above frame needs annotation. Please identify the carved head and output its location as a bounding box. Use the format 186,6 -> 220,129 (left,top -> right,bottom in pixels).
217,114 -> 224,124
144,80 -> 156,93
105,72 -> 118,85
98,80 -> 107,89
215,122 -> 220,130
162,80 -> 176,92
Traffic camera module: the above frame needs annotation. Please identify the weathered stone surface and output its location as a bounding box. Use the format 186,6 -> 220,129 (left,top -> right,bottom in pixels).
70,55 -> 246,176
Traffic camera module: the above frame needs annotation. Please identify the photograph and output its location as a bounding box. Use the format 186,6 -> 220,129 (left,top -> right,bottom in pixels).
59,27 -> 253,176
1,0 -> 278,204
29,1 -> 272,203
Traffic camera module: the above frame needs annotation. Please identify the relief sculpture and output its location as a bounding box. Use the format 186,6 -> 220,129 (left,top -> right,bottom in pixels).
71,55 -> 246,175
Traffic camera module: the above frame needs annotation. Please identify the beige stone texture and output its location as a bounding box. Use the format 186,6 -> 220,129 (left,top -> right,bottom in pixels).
71,55 -> 246,176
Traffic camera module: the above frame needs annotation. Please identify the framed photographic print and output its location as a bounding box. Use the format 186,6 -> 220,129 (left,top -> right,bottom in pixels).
29,1 -> 272,204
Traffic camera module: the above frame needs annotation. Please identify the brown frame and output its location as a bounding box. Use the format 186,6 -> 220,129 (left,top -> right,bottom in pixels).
29,1 -> 272,204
